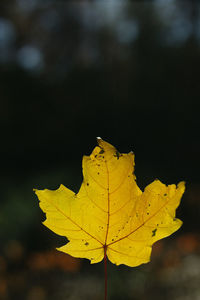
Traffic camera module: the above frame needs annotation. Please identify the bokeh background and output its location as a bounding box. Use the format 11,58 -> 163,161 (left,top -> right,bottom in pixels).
0,0 -> 200,299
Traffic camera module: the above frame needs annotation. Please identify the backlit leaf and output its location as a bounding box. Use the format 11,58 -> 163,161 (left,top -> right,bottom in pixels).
34,138 -> 185,267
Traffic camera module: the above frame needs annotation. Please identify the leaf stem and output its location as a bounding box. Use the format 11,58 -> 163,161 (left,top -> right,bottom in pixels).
104,246 -> 107,300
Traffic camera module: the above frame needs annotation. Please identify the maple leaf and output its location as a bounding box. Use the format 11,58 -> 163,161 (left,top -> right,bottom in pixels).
34,138 -> 185,267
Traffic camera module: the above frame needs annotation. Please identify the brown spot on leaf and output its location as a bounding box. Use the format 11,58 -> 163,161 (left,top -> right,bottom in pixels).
114,151 -> 122,159
152,229 -> 157,237
99,149 -> 104,154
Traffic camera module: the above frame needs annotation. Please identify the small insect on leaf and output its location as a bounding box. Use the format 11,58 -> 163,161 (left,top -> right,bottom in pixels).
34,138 -> 185,267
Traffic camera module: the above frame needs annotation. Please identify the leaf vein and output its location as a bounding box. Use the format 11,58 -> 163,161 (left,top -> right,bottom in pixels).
107,195 -> 176,246
42,198 -> 103,246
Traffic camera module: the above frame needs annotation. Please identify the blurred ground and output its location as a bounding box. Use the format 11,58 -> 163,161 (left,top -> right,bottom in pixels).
0,0 -> 200,299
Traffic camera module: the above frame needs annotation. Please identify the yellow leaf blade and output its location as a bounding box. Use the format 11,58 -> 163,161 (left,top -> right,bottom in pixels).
106,180 -> 185,266
34,138 -> 185,267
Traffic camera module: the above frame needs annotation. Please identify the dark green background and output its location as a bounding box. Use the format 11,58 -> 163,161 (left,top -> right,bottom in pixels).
0,1 -> 200,299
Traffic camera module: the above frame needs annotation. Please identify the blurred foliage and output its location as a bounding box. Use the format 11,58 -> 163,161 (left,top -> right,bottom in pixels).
0,0 -> 200,299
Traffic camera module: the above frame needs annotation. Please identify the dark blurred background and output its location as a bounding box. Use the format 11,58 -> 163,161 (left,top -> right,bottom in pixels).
0,0 -> 200,299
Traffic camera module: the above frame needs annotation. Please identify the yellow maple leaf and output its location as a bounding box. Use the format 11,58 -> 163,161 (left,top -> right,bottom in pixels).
34,138 -> 185,267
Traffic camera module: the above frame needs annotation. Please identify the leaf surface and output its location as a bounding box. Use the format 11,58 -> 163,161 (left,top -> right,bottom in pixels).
34,138 -> 185,267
